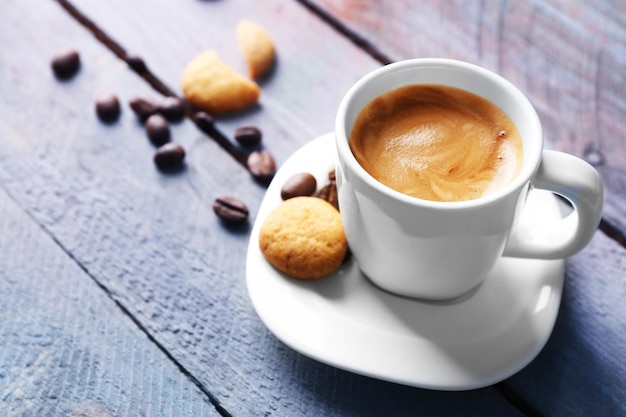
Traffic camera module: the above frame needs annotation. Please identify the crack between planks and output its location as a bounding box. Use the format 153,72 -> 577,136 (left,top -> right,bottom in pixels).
47,2 -> 247,414
0,182 -> 233,417
599,218 -> 626,248
53,0 -> 249,169
54,0 -> 626,254
78,279 -> 235,417
494,382 -> 546,417
294,0 -> 393,65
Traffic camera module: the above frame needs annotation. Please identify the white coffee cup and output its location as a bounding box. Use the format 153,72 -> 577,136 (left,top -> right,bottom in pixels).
335,58 -> 604,300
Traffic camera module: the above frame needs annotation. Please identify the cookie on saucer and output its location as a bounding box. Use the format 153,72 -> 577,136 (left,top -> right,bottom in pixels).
259,197 -> 347,279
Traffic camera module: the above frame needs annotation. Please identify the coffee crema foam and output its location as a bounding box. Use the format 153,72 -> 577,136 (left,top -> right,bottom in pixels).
349,85 -> 523,202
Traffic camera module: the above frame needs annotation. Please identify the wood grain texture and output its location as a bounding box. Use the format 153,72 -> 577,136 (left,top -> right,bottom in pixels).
307,1 -> 626,415
1,0 -> 624,416
0,0 -> 527,416
309,0 -> 626,232
65,0 -> 382,165
0,186 -> 219,416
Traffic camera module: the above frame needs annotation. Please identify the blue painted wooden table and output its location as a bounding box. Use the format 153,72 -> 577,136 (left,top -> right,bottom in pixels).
0,0 -> 624,416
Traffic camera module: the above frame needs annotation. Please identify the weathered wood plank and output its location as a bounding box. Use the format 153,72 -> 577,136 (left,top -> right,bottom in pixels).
0,0 -> 529,415
308,0 -> 626,232
0,186 -> 220,416
62,0 -> 382,164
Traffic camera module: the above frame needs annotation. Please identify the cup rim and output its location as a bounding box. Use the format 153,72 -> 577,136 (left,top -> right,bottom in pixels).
335,58 -> 543,209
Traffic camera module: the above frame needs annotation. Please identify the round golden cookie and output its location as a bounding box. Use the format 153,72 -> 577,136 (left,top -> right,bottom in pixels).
259,197 -> 347,279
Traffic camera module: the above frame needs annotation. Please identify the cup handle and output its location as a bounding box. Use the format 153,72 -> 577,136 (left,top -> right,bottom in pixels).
502,150 -> 604,259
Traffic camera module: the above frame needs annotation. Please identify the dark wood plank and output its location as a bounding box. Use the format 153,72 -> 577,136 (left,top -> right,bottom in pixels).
308,0 -> 626,231
0,0 -> 528,415
0,185 -> 220,416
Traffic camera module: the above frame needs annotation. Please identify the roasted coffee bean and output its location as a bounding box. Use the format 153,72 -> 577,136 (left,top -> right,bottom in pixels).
158,96 -> 185,121
125,53 -> 147,72
129,96 -> 158,121
194,111 -> 214,132
213,195 -> 249,224
281,172 -> 317,200
95,94 -> 121,122
316,181 -> 339,211
51,49 -> 80,79
154,142 -> 185,170
234,126 -> 262,147
247,150 -> 276,185
315,169 -> 339,209
145,114 -> 171,146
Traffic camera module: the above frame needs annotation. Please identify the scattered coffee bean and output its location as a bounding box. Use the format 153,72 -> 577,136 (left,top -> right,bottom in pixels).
247,150 -> 276,185
316,172 -> 339,210
316,182 -> 339,210
158,96 -> 185,122
95,94 -> 121,122
145,114 -> 171,146
51,49 -> 80,79
125,53 -> 147,72
213,195 -> 249,224
194,111 -> 214,132
281,172 -> 317,200
234,126 -> 262,147
154,142 -> 185,170
129,96 -> 158,121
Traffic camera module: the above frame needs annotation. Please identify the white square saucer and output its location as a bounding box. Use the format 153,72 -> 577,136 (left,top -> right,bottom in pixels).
246,133 -> 564,390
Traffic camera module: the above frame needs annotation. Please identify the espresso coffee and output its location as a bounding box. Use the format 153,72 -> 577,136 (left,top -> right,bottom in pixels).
349,85 -> 523,202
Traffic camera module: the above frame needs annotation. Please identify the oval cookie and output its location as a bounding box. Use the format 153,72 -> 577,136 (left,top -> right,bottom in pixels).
236,20 -> 276,79
181,50 -> 260,114
259,197 -> 347,279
